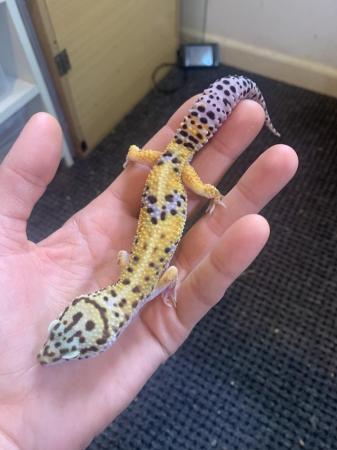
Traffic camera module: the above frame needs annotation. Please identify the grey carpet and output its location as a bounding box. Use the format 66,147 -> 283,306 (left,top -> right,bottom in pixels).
27,65 -> 337,449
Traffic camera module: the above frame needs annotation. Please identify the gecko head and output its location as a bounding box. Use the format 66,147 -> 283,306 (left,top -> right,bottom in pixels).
37,297 -> 110,365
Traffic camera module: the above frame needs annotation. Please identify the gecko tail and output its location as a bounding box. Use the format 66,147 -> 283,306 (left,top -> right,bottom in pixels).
172,74 -> 280,153
242,76 -> 281,138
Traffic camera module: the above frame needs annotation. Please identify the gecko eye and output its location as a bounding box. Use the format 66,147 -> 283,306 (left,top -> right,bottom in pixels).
62,350 -> 80,360
48,319 -> 61,333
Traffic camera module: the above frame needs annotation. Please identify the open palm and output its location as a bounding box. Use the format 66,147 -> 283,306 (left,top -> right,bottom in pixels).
0,98 -> 297,450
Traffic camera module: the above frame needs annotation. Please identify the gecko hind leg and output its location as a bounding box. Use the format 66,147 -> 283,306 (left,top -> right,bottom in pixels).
156,266 -> 179,308
182,163 -> 227,214
123,145 -> 161,169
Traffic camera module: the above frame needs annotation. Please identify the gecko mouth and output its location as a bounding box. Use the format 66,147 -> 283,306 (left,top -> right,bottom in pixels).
37,344 -> 80,366
37,351 -> 62,365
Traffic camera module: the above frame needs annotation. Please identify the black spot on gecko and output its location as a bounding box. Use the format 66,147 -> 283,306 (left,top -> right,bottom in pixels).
165,247 -> 171,253
132,286 -> 141,293
81,346 -> 99,355
165,194 -> 174,201
151,217 -> 158,225
132,300 -> 139,308
122,278 -> 130,285
127,267 -> 133,272
189,135 -> 198,144
85,320 -> 95,331
148,195 -> 157,203
119,298 -> 127,307
84,298 -> 110,346
207,111 -> 215,120
63,312 -> 83,333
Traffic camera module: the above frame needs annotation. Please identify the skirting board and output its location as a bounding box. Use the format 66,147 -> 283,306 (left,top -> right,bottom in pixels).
182,28 -> 337,98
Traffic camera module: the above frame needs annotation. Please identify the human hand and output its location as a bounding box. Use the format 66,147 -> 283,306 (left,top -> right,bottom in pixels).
0,98 -> 297,450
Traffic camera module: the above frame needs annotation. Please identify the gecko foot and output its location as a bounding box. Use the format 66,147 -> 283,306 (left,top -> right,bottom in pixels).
206,196 -> 227,215
123,159 -> 129,169
162,283 -> 178,308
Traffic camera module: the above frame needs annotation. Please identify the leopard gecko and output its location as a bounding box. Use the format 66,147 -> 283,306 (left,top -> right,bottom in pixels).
37,75 -> 279,365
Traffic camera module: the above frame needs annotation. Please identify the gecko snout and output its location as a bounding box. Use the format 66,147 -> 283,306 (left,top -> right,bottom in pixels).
37,318 -> 81,365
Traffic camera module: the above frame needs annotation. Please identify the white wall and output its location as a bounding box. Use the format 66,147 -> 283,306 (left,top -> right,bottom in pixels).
181,0 -> 337,96
180,0 -> 206,38
206,0 -> 337,68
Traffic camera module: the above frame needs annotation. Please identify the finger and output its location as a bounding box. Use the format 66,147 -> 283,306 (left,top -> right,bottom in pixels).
176,214 -> 270,330
187,100 -> 266,214
63,96 -> 266,243
73,97 -> 199,221
0,113 -> 62,227
175,144 -> 298,277
119,98 -> 265,217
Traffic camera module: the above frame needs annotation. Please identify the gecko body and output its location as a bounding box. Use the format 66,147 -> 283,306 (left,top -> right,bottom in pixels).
37,75 -> 279,365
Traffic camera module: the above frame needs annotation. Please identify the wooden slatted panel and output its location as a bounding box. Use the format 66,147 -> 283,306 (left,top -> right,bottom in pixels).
40,0 -> 178,152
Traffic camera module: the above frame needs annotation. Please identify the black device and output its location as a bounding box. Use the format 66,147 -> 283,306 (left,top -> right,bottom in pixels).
178,43 -> 220,69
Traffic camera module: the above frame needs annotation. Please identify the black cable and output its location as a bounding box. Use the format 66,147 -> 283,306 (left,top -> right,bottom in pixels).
151,62 -> 188,94
151,0 -> 209,94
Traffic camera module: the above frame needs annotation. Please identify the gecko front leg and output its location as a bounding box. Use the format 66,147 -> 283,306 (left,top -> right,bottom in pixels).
123,145 -> 161,168
156,266 -> 179,308
117,250 -> 129,271
182,163 -> 226,214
